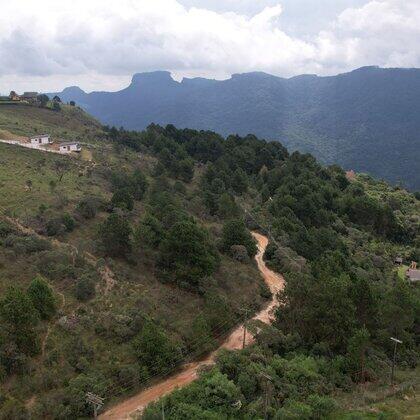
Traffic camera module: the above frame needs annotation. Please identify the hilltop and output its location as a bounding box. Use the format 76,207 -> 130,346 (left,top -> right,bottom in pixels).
0,103 -> 103,143
50,66 -> 420,190
0,107 -> 418,419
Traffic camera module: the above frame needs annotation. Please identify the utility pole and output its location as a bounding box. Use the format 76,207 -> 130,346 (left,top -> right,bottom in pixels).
161,400 -> 166,420
261,373 -> 272,420
390,337 -> 402,386
86,392 -> 104,419
242,309 -> 249,349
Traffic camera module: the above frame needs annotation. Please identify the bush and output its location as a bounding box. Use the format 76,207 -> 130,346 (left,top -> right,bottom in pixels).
111,188 -> 134,211
75,274 -> 96,301
62,213 -> 76,232
221,219 -> 257,257
27,275 -> 56,320
46,218 -> 65,236
307,394 -> 337,418
98,213 -> 132,257
4,235 -> 51,254
230,245 -> 249,262
76,196 -> 104,219
0,221 -> 15,238
36,251 -> 76,281
132,322 -> 181,374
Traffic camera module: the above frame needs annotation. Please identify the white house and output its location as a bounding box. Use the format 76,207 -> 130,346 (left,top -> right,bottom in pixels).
30,134 -> 52,145
59,142 -> 82,153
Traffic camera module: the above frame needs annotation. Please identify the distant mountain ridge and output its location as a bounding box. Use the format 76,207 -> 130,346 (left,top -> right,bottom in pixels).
49,66 -> 420,190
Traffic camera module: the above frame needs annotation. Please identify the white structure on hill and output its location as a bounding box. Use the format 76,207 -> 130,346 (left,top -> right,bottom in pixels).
30,134 -> 52,145
59,142 -> 81,153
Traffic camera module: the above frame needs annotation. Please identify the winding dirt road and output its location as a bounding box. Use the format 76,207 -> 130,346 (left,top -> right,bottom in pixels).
100,232 -> 284,420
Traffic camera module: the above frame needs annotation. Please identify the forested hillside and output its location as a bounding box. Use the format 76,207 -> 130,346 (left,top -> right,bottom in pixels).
0,111 -> 418,418
50,66 -> 420,190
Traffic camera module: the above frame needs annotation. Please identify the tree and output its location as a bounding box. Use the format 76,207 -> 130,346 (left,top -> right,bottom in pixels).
53,159 -> 70,182
98,213 -> 132,257
27,276 -> 56,320
0,287 -> 39,356
217,193 -> 240,219
69,100 -> 76,106
134,213 -> 164,249
221,219 -> 257,258
52,95 -> 61,103
132,322 -> 181,374
111,188 -> 134,211
52,101 -> 61,112
75,274 -> 96,301
346,328 -> 370,382
37,94 -> 49,107
231,168 -> 248,194
158,220 -> 219,288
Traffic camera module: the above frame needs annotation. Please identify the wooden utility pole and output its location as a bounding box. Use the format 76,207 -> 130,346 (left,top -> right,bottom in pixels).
86,392 -> 104,419
242,309 -> 249,349
390,337 -> 402,386
161,400 -> 166,420
261,373 -> 272,420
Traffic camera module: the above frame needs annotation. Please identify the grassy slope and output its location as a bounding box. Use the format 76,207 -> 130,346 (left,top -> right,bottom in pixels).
0,107 -> 267,413
0,103 -> 103,142
335,367 -> 419,418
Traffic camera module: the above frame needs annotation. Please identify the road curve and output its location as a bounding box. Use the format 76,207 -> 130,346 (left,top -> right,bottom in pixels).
100,232 -> 284,420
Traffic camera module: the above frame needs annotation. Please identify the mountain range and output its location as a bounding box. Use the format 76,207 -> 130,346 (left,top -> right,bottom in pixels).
50,66 -> 420,190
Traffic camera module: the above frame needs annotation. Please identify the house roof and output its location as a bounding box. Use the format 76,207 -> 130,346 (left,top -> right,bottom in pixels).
407,269 -> 420,281
60,142 -> 80,146
30,134 -> 50,138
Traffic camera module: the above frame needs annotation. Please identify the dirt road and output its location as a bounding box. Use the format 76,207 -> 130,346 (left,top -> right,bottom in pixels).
100,232 -> 284,420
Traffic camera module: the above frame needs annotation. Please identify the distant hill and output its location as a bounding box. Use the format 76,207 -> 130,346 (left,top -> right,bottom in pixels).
49,66 -> 420,190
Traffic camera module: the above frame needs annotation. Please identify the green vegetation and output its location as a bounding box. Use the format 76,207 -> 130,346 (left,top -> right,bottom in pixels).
0,113 -> 269,418
0,109 -> 418,418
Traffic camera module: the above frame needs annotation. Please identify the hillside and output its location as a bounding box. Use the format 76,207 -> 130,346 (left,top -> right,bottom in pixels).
0,108 -> 418,419
0,103 -> 103,143
50,66 -> 420,190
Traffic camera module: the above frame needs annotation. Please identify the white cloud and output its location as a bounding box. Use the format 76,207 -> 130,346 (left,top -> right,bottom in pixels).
0,0 -> 419,92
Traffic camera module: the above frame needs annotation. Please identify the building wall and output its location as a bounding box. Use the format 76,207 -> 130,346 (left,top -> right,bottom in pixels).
31,136 -> 50,145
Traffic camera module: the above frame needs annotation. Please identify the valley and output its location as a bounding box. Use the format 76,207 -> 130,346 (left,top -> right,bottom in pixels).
0,105 -> 418,419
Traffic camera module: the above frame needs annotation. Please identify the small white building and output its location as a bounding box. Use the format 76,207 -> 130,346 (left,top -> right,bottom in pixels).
60,142 -> 82,153
30,134 -> 52,145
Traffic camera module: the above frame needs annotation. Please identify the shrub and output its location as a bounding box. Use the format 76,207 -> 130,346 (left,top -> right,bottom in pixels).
230,245 -> 249,262
46,218 -> 65,236
27,275 -> 56,320
62,213 -> 76,232
111,188 -> 134,211
132,322 -> 181,374
221,219 -> 257,257
75,274 -> 96,301
76,196 -> 104,220
98,213 -> 132,257
4,235 -> 51,254
0,221 -> 15,238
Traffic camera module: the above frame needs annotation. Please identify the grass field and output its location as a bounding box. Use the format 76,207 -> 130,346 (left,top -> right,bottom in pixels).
335,367 -> 420,419
0,142 -> 105,217
0,103 -> 103,142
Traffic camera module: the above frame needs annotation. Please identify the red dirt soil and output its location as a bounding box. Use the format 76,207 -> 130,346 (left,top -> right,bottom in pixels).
100,232 -> 284,419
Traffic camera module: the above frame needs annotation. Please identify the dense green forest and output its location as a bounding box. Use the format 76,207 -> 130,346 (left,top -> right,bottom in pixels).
51,66 -> 420,190
0,115 -> 419,418
107,124 -> 419,419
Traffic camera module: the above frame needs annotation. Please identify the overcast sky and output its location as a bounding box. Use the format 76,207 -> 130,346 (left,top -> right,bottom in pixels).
1,0 -> 419,93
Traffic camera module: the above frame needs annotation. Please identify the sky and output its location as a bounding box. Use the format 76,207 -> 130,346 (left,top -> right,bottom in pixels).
0,0 -> 419,93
